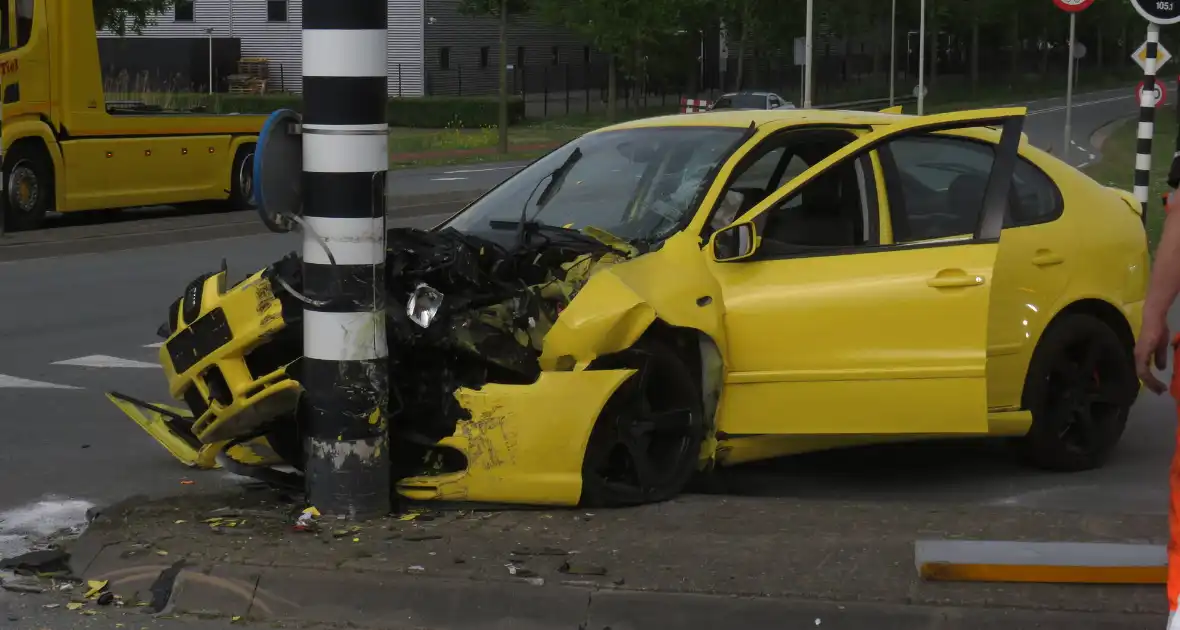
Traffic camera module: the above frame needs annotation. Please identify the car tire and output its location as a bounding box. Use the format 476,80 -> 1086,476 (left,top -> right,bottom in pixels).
265,419 -> 304,472
580,338 -> 706,508
1015,313 -> 1138,472
3,145 -> 53,232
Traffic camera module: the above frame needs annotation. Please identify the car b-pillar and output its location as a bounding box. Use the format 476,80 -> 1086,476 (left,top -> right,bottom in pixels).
300,0 -> 392,519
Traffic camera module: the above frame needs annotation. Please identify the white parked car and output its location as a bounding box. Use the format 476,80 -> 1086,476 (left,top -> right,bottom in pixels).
709,91 -> 796,111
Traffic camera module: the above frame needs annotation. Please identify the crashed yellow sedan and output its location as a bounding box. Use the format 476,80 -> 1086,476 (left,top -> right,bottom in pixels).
110,107 -> 1147,508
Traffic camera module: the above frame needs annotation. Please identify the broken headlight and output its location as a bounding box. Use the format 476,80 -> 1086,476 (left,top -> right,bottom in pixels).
407,284 -> 445,329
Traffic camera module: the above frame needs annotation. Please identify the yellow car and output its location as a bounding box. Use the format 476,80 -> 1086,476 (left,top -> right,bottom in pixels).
110,107 -> 1148,508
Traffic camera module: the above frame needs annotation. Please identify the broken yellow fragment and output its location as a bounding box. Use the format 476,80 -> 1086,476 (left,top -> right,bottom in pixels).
84,580 -> 108,599
66,602 -> 84,611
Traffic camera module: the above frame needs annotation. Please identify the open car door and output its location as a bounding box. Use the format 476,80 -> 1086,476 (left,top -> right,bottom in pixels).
709,108 -> 1026,437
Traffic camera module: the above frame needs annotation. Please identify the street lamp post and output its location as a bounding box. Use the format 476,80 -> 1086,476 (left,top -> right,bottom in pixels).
804,0 -> 813,108
917,0 -> 927,115
206,27 -> 214,95
889,0 -> 897,107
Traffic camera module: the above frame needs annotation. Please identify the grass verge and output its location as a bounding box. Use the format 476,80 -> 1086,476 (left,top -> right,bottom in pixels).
1081,106 -> 1174,252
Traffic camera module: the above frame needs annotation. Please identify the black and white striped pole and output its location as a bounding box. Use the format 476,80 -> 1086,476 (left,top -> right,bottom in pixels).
1135,23 -> 1161,221
300,0 -> 392,519
1129,0 -> 1180,226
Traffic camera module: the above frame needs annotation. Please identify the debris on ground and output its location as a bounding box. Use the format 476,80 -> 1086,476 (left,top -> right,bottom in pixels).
294,507 -> 320,532
512,546 -> 568,557
558,561 -> 607,576
0,548 -> 70,574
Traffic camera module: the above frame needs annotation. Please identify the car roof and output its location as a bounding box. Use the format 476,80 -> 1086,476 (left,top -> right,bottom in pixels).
596,108 -> 909,133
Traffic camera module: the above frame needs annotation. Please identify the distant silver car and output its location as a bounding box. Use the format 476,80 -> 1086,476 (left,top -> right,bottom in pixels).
709,91 -> 796,111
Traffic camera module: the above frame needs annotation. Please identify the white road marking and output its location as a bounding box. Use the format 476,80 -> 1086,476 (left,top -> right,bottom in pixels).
144,342 -> 165,349
0,374 -> 83,390
0,498 -> 95,559
443,166 -> 524,174
52,355 -> 160,369
430,177 -> 468,182
1027,95 -> 1132,116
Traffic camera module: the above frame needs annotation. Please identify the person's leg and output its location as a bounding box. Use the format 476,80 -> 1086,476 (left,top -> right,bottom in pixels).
1168,337 -> 1180,629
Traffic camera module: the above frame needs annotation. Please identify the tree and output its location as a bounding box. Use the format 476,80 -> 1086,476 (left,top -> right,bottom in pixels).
94,0 -> 173,37
460,0 -> 529,154
537,0 -> 692,121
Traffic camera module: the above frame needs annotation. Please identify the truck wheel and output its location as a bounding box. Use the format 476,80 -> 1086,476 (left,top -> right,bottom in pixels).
222,145 -> 256,212
3,146 -> 52,231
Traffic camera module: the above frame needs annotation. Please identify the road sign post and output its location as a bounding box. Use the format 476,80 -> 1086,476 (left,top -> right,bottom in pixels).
1127,0 -> 1180,220
1053,0 -> 1093,162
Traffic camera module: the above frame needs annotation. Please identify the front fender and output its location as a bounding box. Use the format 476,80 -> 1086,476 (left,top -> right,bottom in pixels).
540,231 -> 727,369
540,270 -> 657,370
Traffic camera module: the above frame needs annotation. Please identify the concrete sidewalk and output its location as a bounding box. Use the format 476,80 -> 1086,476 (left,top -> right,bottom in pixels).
4,487 -> 1163,629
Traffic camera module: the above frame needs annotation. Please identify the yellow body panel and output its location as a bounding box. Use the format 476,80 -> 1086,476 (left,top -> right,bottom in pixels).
396,370 -> 636,506
0,0 -> 266,214
159,271 -> 302,444
713,242 -> 998,436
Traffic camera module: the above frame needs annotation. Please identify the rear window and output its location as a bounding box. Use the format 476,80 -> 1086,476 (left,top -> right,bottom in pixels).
713,94 -> 765,109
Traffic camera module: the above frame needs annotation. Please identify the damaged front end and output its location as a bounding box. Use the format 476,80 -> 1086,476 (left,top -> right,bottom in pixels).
110,225 -> 641,506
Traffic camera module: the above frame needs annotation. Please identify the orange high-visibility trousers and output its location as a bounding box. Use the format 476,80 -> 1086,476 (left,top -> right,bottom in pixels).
1169,336 -> 1180,629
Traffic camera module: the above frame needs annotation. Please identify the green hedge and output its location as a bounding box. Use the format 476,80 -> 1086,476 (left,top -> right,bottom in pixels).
204,94 -> 526,128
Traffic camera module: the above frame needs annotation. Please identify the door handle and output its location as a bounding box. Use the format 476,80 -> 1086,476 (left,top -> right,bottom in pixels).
927,270 -> 985,289
1031,249 -> 1064,267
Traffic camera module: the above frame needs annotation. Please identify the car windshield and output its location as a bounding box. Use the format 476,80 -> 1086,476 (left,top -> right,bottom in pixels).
713,94 -> 765,109
440,126 -> 747,243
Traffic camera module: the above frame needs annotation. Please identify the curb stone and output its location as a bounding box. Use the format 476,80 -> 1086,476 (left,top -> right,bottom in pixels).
146,564 -> 1166,630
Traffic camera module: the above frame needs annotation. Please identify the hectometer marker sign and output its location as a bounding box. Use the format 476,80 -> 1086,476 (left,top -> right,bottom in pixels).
1130,0 -> 1180,25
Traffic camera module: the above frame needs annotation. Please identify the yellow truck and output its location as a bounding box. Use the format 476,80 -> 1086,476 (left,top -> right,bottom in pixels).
0,0 -> 268,230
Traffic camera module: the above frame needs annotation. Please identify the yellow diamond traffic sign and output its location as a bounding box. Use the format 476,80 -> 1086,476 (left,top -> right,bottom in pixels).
1133,41 -> 1172,73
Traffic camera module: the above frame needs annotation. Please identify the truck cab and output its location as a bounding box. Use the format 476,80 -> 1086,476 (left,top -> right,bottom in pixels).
0,0 -> 268,230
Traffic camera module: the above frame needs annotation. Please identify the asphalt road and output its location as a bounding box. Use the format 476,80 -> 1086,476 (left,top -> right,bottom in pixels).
0,86 -> 1168,562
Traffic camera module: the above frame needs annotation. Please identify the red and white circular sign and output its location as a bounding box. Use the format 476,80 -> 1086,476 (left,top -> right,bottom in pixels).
1138,80 -> 1168,107
1053,0 -> 1094,12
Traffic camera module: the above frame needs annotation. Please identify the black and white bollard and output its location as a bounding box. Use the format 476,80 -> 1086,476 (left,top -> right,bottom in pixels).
1134,23 -> 1161,222
300,0 -> 392,519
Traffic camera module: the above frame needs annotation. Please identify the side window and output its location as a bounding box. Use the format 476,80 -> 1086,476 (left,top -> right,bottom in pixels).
15,0 -> 29,47
1007,158 -> 1062,227
754,153 -> 878,253
0,1 -> 9,51
880,135 -> 996,243
732,147 -> 785,190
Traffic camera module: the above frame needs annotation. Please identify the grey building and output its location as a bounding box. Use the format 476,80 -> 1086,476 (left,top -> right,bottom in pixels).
96,0 -> 602,99
422,0 -> 606,97
97,0 -> 427,96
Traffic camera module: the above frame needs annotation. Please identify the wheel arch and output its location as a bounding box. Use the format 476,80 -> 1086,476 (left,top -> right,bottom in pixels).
3,127 -> 60,209
589,318 -> 724,470
1019,297 -> 1136,408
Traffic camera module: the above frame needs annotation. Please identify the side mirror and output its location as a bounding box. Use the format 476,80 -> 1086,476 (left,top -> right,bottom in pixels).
711,221 -> 759,262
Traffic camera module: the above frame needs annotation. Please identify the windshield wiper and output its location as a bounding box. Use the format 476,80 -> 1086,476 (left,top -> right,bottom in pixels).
514,148 -> 583,249
490,219 -> 610,249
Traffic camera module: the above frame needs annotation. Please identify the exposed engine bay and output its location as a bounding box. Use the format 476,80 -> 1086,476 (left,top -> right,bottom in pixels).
174,224 -> 637,475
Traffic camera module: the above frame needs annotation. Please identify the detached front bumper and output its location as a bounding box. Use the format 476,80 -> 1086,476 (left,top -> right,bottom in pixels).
397,369 -> 636,506
158,261 -> 303,445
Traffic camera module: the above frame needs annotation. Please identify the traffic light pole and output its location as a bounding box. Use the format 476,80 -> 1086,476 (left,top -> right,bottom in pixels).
300,0 -> 392,520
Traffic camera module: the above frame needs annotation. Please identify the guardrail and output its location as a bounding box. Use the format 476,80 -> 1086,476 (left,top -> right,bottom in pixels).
816,95 -> 918,111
